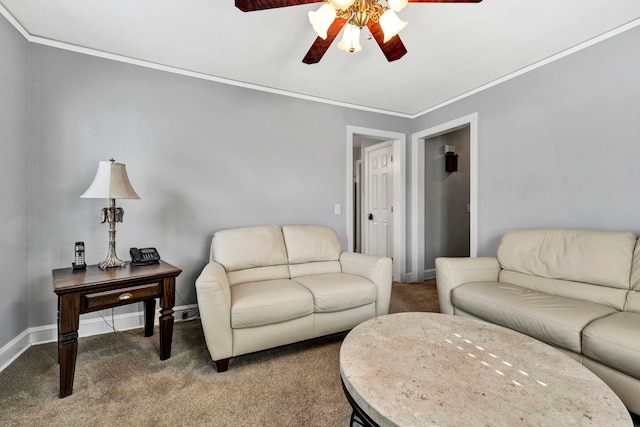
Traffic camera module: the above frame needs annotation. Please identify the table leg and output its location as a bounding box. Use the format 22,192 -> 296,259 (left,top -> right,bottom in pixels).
159,276 -> 175,360
58,295 -> 81,398
143,298 -> 156,337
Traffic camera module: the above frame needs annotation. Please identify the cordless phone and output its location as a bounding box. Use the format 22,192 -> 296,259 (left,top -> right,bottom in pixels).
72,241 -> 87,270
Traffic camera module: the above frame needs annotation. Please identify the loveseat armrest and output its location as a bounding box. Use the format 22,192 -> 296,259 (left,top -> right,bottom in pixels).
435,257 -> 501,315
195,261 -> 233,363
340,252 -> 393,316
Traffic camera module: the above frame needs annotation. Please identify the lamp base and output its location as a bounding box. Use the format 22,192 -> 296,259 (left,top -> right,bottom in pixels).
98,256 -> 126,269
99,240 -> 126,269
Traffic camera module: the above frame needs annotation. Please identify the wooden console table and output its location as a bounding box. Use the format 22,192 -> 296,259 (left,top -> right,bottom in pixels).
52,260 -> 182,398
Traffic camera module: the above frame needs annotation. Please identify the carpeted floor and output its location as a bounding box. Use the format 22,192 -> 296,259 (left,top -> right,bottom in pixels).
0,281 -> 439,426
1,280 -> 638,426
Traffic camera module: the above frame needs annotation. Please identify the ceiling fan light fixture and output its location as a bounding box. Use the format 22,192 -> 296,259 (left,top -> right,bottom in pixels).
379,9 -> 407,42
308,3 -> 337,39
387,0 -> 408,12
337,24 -> 362,53
328,0 -> 357,10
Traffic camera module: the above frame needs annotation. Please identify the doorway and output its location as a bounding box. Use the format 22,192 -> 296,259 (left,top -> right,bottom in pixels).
411,113 -> 478,283
347,126 -> 406,282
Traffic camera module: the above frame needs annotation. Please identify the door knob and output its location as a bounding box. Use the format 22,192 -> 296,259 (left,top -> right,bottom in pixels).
368,213 -> 373,220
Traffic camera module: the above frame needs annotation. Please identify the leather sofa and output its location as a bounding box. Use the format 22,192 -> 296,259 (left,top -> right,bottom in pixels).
195,224 -> 392,372
435,228 -> 640,414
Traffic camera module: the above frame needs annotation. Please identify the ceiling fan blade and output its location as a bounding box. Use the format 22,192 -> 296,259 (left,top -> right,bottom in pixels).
366,20 -> 407,62
302,17 -> 348,64
235,0 -> 324,12
407,0 -> 482,3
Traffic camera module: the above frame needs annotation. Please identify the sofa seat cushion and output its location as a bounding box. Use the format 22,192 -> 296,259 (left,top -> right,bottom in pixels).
231,279 -> 313,328
451,281 -> 617,352
583,312 -> 640,380
293,273 -> 377,313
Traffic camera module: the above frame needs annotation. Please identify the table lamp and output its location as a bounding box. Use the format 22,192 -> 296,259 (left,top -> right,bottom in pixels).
81,159 -> 140,268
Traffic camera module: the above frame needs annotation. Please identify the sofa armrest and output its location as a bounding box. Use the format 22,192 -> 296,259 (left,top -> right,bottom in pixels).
340,252 -> 393,316
435,257 -> 501,315
195,261 -> 233,362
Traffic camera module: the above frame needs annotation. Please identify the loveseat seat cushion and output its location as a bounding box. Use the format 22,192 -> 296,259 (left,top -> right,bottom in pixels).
451,281 -> 617,352
582,312 -> 640,380
293,273 -> 377,313
231,279 -> 313,328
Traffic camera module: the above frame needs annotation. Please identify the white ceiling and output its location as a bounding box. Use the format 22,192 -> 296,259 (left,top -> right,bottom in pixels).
2,0 -> 640,116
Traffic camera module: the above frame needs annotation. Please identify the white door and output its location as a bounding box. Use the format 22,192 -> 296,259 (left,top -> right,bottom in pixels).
364,142 -> 393,258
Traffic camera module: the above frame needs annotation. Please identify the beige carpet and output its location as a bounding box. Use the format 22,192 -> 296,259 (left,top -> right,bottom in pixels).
0,281 -> 439,426
2,280 -> 638,426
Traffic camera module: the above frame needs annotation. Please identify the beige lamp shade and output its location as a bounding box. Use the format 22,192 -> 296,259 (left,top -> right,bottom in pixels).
81,160 -> 140,199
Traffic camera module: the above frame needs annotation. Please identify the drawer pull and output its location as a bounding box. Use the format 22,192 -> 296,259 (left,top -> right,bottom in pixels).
118,293 -> 133,301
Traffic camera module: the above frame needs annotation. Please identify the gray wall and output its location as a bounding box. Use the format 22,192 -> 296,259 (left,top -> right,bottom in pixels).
0,16 -> 28,348
3,13 -> 640,349
424,127 -> 470,271
412,25 -> 640,256
25,44 -> 410,330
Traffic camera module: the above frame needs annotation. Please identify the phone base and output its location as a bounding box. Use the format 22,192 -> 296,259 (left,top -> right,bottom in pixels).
72,262 -> 86,271
130,260 -> 160,267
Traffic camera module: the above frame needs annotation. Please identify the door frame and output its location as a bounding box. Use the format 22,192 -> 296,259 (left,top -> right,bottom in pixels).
347,126 -> 406,282
411,113 -> 479,282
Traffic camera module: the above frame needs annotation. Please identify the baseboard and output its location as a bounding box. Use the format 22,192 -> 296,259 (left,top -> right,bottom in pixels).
0,329 -> 31,373
402,269 -> 436,283
0,304 -> 196,373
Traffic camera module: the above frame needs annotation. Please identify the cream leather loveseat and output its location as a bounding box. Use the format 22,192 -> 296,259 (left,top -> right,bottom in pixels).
435,228 -> 640,414
195,225 -> 392,372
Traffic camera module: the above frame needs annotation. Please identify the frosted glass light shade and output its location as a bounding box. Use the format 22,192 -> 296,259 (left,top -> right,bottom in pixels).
379,9 -> 408,42
338,24 -> 362,53
308,3 -> 337,39
81,161 -> 140,199
388,0 -> 408,12
328,0 -> 356,10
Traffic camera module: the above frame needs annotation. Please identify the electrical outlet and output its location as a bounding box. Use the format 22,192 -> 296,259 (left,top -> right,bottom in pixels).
182,311 -> 188,320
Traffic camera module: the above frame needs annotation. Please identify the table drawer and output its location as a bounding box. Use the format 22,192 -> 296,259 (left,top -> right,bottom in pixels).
84,283 -> 160,310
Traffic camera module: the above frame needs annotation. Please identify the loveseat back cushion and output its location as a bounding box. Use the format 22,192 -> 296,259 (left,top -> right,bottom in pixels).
497,229 -> 636,289
211,225 -> 289,272
282,225 -> 342,264
582,312 -> 640,380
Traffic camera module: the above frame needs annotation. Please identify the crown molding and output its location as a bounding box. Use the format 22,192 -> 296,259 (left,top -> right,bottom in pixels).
0,2 -> 29,39
411,18 -> 640,119
2,4 -> 640,120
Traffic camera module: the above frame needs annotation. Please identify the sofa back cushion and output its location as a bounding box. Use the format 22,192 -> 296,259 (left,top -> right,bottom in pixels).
210,225 -> 290,285
626,240 -> 640,313
497,229 -> 636,290
282,225 -> 342,277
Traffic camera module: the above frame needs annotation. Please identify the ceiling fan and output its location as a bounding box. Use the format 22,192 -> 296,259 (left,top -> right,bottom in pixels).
235,0 -> 483,64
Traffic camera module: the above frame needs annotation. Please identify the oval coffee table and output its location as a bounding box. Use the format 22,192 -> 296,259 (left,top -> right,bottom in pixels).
340,312 -> 632,426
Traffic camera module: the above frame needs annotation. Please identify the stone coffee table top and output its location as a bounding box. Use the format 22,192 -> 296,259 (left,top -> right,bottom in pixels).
340,312 -> 632,426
